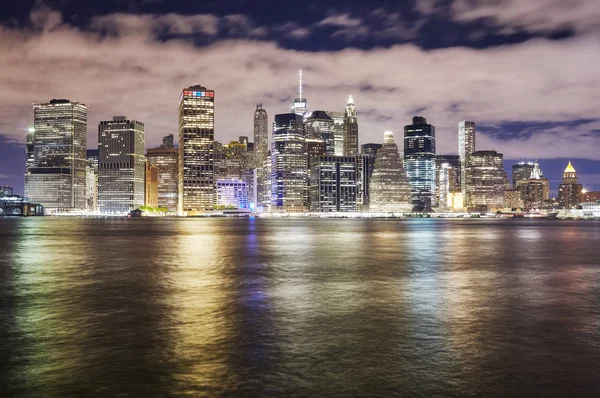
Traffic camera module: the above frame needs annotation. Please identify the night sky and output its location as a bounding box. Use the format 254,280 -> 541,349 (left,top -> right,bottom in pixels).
1,0 -> 600,195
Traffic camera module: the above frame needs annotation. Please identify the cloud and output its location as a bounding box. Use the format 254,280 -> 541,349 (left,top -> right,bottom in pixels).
276,22 -> 311,40
317,14 -> 363,28
450,0 -> 600,35
0,174 -> 9,179
1,9 -> 600,164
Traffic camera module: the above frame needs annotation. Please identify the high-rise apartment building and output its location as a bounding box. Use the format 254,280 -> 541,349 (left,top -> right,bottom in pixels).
271,113 -> 307,212
465,150 -> 506,211
254,104 -> 270,209
370,131 -> 413,213
98,117 -> 146,213
343,94 -> 358,156
147,146 -> 179,212
25,99 -> 88,212
558,162 -> 583,209
404,116 -> 436,212
309,156 -> 359,212
178,85 -> 215,214
458,121 -> 476,201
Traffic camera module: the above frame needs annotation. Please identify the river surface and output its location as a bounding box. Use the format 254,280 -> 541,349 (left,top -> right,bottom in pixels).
1,218 -> 600,397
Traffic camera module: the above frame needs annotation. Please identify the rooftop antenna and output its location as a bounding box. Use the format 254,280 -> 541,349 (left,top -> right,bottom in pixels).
299,69 -> 303,99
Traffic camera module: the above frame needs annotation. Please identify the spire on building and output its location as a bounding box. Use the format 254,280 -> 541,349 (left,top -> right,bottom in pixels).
347,84 -> 354,105
298,69 -> 303,100
564,161 -> 576,173
530,160 -> 543,179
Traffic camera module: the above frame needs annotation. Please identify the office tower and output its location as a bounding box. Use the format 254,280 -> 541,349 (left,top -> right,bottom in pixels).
291,69 -> 309,118
0,186 -> 13,196
343,93 -> 358,156
512,161 -> 535,187
162,134 -> 174,148
504,189 -> 524,209
216,178 -> 249,209
241,169 -> 257,210
86,149 -> 99,212
147,147 -> 179,212
98,117 -> 146,213
404,116 -> 436,212
458,121 -> 476,200
435,155 -> 460,209
370,131 -> 413,213
26,130 -> 35,170
254,104 -> 270,209
558,162 -> 583,209
222,140 -> 247,178
357,154 -> 376,210
361,143 -> 382,157
465,150 -> 505,211
515,161 -> 549,209
310,156 -> 359,212
327,111 -> 344,156
178,85 -> 215,214
271,113 -> 307,211
239,136 -> 249,144
25,99 -> 87,212
144,162 -> 159,208
305,111 -> 335,155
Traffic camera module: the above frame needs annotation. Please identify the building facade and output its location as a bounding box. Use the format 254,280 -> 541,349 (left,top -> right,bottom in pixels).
512,161 -> 535,187
458,121 -> 476,201
558,161 -> 583,209
216,178 -> 249,209
145,163 -> 159,208
465,150 -> 506,211
309,156 -> 359,212
343,94 -> 358,156
254,104 -> 270,209
271,113 -> 307,212
25,99 -> 88,212
435,155 -> 460,209
98,117 -> 146,213
305,111 -> 335,155
146,147 -> 179,213
514,161 -> 549,209
404,116 -> 436,212
178,85 -> 215,214
370,131 -> 413,213
327,111 -> 344,156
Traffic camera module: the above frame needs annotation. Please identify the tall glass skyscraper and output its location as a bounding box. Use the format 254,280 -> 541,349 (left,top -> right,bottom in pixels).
178,85 -> 215,214
370,131 -> 412,213
98,117 -> 146,213
291,69 -> 309,119
343,94 -> 358,156
254,104 -> 270,210
25,99 -> 87,212
271,113 -> 307,212
458,121 -> 476,201
404,116 -> 436,212
305,111 -> 335,155
327,111 -> 344,156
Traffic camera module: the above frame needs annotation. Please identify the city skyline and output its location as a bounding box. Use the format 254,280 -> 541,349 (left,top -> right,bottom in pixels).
2,1 -> 600,194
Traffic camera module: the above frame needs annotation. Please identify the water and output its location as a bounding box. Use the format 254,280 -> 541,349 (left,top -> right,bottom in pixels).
1,218 -> 600,397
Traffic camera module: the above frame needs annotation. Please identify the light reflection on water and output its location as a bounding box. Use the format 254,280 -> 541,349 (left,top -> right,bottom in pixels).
1,218 -> 600,397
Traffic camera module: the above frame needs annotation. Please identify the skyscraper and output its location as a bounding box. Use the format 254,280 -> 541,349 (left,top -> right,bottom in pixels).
515,160 -> 549,209
327,111 -> 344,156
86,149 -> 99,212
310,156 -> 359,212
178,84 -> 215,214
458,121 -> 475,202
558,161 -> 583,209
361,143 -> 382,157
147,146 -> 179,213
343,93 -> 358,156
404,116 -> 436,212
465,150 -> 505,211
271,113 -> 307,212
98,117 -> 146,213
161,134 -> 174,149
25,99 -> 87,212
305,111 -> 335,155
145,162 -> 159,208
254,104 -> 269,209
512,161 -> 535,187
370,131 -> 413,213
291,69 -> 309,118
435,155 -> 461,209
25,129 -> 35,170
